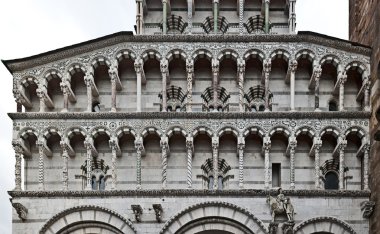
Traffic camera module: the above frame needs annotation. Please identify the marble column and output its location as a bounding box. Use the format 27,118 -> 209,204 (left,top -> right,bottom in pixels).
109,139 -> 119,190
239,0 -> 244,35
264,0 -> 271,33
162,0 -> 168,34
84,137 -> 93,190
313,137 -> 322,189
237,136 -> 245,189
160,58 -> 169,112
187,0 -> 193,34
60,82 -> 70,113
160,136 -> 169,189
213,0 -> 219,33
288,134 -> 297,189
60,141 -> 69,191
12,141 -> 23,191
36,87 -> 46,113
237,58 -> 246,112
134,57 -> 143,112
186,135 -> 194,188
186,59 -> 194,112
364,78 -> 371,111
135,136 -> 144,190
36,137 -> 45,191
109,61 -> 119,113
289,60 -> 298,111
263,135 -> 271,189
338,137 -> 347,190
136,0 -> 143,35
363,143 -> 370,190
212,136 -> 219,190
212,59 -> 220,110
338,72 -> 347,111
263,59 -> 272,112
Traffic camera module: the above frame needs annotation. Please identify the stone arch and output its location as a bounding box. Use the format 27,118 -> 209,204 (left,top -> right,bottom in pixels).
43,69 -> 63,83
269,49 -> 291,63
141,126 -> 164,138
91,56 -> 112,70
294,216 -> 357,234
18,127 -> 38,140
67,63 -> 87,76
160,201 -> 267,234
344,126 -> 367,143
166,49 -> 187,62
295,49 -> 316,63
319,54 -> 341,68
115,126 -> 137,139
192,49 -> 213,62
295,126 -> 316,139
217,126 -> 240,138
20,75 -> 40,87
217,49 -> 239,62
319,126 -> 341,139
243,49 -> 265,63
166,126 -> 188,138
39,205 -> 136,234
66,126 -> 87,139
192,126 -> 214,138
268,126 -> 291,138
242,126 -> 266,139
90,126 -> 112,138
141,49 -> 162,62
42,126 -> 63,139
115,49 -> 137,63
344,61 -> 367,79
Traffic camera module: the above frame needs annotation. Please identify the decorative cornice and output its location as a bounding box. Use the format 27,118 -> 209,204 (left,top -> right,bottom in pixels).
294,216 -> 357,234
8,189 -> 371,198
8,111 -> 371,120
2,31 -> 371,73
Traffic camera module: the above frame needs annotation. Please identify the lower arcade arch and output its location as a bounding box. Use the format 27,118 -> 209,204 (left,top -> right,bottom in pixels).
160,201 -> 267,234
294,216 -> 356,234
39,205 -> 136,234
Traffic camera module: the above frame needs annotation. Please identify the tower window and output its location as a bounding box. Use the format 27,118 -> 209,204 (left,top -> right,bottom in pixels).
324,171 -> 339,190
328,100 -> 338,111
272,163 -> 281,187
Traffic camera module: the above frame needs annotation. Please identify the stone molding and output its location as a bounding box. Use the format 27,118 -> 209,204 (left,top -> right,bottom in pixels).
9,111 -> 371,120
8,189 -> 371,198
294,216 -> 357,234
39,205 -> 137,234
159,201 -> 268,234
11,202 -> 28,221
3,32 -> 371,74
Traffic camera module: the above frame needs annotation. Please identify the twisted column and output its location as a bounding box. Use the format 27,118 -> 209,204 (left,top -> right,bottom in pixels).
160,58 -> 169,112
239,0 -> 244,34
263,59 -> 271,112
212,58 -> 219,110
237,58 -> 246,112
288,134 -> 297,189
313,137 -> 322,189
338,136 -> 347,190
237,136 -> 245,189
338,72 -> 347,111
363,143 -> 370,190
36,137 -> 45,191
289,60 -> 298,111
212,136 -> 219,190
186,136 -> 194,188
109,139 -> 118,190
186,59 -> 194,112
313,66 -> 322,111
160,136 -> 169,189
134,57 -> 143,112
12,141 -> 23,191
263,135 -> 271,189
135,136 -> 144,190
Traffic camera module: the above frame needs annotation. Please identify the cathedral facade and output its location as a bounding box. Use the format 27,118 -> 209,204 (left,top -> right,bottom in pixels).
3,1 -> 375,233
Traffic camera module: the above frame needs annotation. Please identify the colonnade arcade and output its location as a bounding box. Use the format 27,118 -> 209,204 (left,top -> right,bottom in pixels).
11,119 -> 370,192
14,47 -> 371,113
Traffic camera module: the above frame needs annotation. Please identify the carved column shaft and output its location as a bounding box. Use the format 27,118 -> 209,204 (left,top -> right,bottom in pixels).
263,136 -> 271,189
111,147 -> 117,190
363,144 -> 370,190
187,0 -> 193,34
61,82 -> 69,112
186,59 -> 194,112
212,136 -> 219,189
36,88 -> 46,113
364,79 -> 371,111
162,0 -> 168,34
85,145 -> 92,190
62,147 -> 69,191
314,140 -> 322,189
161,59 -> 168,112
85,75 -> 93,112
263,59 -> 271,112
238,59 -> 245,112
239,0 -> 244,35
212,59 -> 219,109
136,1 -> 143,35
135,137 -> 144,190
37,142 -> 45,191
338,74 -> 347,111
160,136 -> 169,189
264,0 -> 270,33
289,146 -> 296,189
186,136 -> 194,188
134,58 -> 143,112
238,137 -> 245,189
213,1 -> 219,33
338,139 -> 347,190
289,60 -> 297,111
13,144 -> 23,191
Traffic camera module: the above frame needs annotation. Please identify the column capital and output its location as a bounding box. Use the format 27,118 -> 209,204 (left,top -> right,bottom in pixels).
12,140 -> 23,154
109,136 -> 121,156
263,135 -> 271,151
313,137 -> 322,149
338,136 -> 347,151
237,58 -> 246,75
134,136 -> 145,152
134,57 -> 144,74
186,58 -> 194,74
160,58 -> 169,74
263,58 -> 271,74
186,135 -> 194,150
237,136 -> 245,150
289,59 -> 298,73
212,136 -> 219,150
338,72 -> 347,85
313,65 -> 322,80
212,58 -> 219,74
108,60 -> 119,82
160,135 -> 169,149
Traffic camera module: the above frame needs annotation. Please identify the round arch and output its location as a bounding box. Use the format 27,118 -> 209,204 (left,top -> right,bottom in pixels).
39,205 -> 136,234
294,216 -> 357,234
159,201 -> 267,234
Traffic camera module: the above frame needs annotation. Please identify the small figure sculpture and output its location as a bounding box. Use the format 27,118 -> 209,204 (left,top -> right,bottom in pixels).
267,188 -> 294,222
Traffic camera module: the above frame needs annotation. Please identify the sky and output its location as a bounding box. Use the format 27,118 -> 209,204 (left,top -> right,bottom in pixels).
0,0 -> 348,233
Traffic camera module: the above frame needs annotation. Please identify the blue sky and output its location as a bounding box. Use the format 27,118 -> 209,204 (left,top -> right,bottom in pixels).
0,0 -> 348,232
